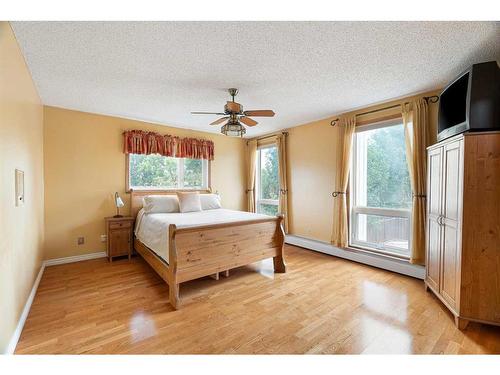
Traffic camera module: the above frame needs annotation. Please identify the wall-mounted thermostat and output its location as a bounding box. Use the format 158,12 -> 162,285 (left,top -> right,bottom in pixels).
15,169 -> 24,206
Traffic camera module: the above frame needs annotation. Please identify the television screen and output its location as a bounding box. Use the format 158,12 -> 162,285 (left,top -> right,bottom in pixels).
438,72 -> 469,133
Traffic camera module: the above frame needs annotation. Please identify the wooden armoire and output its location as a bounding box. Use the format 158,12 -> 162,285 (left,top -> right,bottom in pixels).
425,131 -> 500,329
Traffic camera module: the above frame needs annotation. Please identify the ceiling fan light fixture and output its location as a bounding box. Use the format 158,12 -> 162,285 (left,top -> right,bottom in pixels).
191,88 -> 274,134
221,123 -> 246,137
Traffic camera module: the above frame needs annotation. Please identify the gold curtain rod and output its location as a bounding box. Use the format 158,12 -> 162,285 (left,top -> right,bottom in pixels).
330,95 -> 439,127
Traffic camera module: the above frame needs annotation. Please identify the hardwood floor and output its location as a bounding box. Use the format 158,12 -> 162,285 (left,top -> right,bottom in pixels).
15,245 -> 500,354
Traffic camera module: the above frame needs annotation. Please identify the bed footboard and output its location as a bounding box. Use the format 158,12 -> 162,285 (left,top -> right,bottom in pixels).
167,215 -> 286,309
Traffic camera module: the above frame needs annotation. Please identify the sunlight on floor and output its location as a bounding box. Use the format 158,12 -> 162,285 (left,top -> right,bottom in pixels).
130,311 -> 158,343
360,280 -> 412,353
362,280 -> 408,323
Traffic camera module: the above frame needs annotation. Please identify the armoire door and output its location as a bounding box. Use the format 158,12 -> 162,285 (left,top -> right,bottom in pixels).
426,146 -> 443,291
440,139 -> 463,311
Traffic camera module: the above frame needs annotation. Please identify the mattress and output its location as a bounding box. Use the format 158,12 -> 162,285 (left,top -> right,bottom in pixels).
134,208 -> 271,264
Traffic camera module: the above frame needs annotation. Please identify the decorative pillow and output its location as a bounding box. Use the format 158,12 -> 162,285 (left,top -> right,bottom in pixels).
200,193 -> 222,210
177,192 -> 202,213
142,195 -> 179,213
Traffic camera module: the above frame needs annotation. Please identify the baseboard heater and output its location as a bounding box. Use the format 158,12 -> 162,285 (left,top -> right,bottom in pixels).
285,234 -> 425,280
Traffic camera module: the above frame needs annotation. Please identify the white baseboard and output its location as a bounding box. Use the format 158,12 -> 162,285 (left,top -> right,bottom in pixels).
285,235 -> 425,280
4,262 -> 45,355
44,251 -> 107,266
4,251 -> 107,354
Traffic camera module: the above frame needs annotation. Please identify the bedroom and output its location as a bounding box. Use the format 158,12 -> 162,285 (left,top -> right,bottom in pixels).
1,1 -> 500,369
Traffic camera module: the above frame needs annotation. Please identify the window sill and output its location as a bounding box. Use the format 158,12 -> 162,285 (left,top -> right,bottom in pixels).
347,244 -> 410,261
127,188 -> 212,194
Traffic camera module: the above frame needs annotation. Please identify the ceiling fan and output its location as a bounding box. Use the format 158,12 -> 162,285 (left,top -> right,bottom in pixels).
191,88 -> 275,136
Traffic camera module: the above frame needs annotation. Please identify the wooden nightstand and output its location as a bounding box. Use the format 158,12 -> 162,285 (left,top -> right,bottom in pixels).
105,216 -> 134,262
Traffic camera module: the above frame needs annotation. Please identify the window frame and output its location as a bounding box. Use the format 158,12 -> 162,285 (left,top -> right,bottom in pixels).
255,144 -> 279,215
348,117 -> 412,259
125,153 -> 211,193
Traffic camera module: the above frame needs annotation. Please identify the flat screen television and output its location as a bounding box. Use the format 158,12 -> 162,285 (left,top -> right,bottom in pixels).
437,61 -> 499,142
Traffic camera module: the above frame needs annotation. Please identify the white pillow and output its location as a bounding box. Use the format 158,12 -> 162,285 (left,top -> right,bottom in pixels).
200,194 -> 222,210
177,192 -> 202,213
142,195 -> 180,213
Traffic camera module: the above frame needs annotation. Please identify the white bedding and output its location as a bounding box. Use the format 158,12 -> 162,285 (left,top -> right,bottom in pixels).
134,208 -> 271,264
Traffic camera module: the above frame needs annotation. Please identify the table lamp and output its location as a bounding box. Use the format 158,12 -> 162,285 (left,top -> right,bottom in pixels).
114,192 -> 124,217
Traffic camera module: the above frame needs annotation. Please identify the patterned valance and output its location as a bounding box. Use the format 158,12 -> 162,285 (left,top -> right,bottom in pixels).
123,130 -> 214,161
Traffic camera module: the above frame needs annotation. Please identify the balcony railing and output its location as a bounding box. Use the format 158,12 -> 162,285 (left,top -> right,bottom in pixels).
350,206 -> 411,257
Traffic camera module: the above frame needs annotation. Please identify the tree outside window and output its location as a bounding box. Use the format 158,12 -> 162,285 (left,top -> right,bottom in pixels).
350,120 -> 412,257
257,146 -> 279,216
129,154 -> 207,190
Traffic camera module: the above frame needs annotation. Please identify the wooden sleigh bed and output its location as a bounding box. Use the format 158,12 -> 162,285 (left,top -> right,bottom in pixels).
130,190 -> 287,309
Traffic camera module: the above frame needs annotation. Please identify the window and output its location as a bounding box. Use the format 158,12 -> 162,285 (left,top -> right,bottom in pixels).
349,119 -> 412,257
128,154 -> 209,190
256,145 -> 279,216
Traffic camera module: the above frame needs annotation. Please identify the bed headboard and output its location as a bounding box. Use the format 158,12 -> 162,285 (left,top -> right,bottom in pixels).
129,189 -> 212,218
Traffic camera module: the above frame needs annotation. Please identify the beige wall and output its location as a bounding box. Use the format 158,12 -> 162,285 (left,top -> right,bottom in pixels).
43,106 -> 246,260
287,91 -> 440,243
0,22 -> 44,353
0,18 -> 443,351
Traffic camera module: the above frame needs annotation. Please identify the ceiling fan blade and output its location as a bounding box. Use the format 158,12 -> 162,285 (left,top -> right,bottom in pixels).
191,111 -> 226,115
240,116 -> 258,127
210,117 -> 229,126
243,110 -> 275,117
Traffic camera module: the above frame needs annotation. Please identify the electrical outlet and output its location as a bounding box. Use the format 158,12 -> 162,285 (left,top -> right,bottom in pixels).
100,234 -> 107,243
77,237 -> 84,245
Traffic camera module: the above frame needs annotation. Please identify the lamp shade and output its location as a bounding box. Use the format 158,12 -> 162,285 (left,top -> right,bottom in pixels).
221,123 -> 246,137
115,192 -> 124,208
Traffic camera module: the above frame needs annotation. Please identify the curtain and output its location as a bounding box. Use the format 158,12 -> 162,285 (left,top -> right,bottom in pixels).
123,130 -> 214,160
246,139 -> 257,212
403,99 -> 428,265
176,137 -> 214,160
331,116 -> 356,247
276,134 -> 289,233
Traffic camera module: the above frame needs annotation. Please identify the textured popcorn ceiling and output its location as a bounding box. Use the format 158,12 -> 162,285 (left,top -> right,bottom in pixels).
11,21 -> 500,137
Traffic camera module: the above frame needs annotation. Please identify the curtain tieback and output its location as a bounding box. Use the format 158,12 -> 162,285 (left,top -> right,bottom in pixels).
331,191 -> 346,198
246,189 -> 254,193
280,189 -> 288,195
412,193 -> 427,198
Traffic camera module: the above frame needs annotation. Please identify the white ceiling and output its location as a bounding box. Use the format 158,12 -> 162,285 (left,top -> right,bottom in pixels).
11,21 -> 500,137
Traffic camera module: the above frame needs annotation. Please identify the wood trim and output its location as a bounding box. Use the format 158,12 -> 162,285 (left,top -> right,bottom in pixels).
175,216 -> 279,233
425,279 -> 459,317
134,238 -> 169,282
456,316 -> 500,328
167,224 -> 180,308
125,153 -> 212,193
